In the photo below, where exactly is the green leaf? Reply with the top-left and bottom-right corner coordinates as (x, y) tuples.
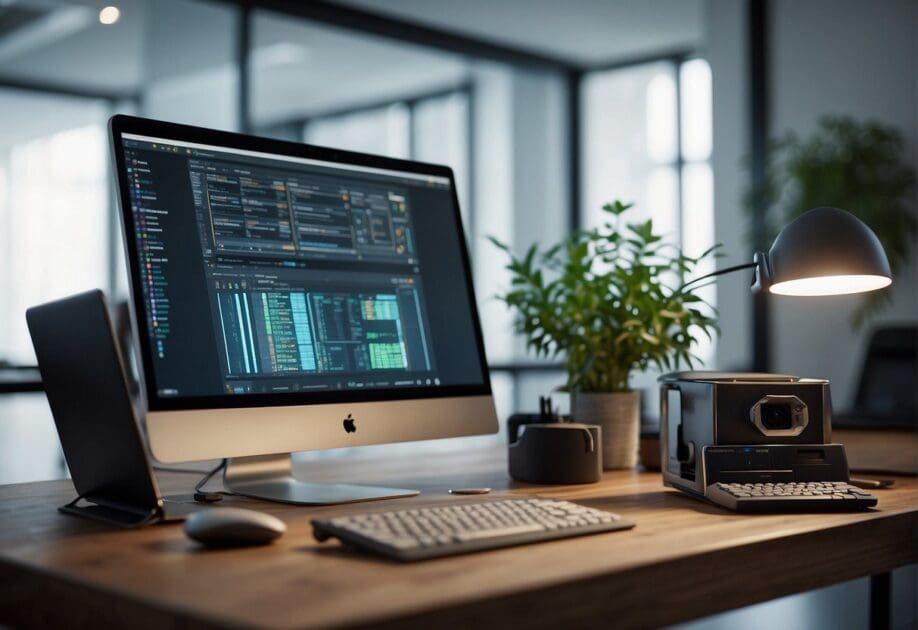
(486, 235), (510, 252)
(488, 199), (725, 393)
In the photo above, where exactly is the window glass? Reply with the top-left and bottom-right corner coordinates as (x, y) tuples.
(582, 62), (680, 244)
(141, 0), (240, 131)
(305, 104), (411, 158)
(680, 59), (713, 162)
(0, 92), (109, 364)
(414, 92), (470, 224)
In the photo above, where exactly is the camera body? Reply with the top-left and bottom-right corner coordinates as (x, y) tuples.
(660, 372), (837, 499)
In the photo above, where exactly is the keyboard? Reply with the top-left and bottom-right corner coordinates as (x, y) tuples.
(706, 481), (878, 513)
(312, 497), (635, 561)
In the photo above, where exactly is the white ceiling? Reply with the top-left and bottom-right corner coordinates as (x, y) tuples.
(0, 0), (704, 123)
(0, 0), (145, 93)
(331, 0), (705, 65)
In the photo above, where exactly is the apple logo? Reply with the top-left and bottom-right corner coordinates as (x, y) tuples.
(342, 413), (357, 433)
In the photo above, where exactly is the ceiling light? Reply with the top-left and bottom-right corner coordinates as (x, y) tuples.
(99, 6), (120, 25)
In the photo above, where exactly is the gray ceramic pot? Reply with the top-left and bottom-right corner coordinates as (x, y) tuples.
(571, 391), (640, 469)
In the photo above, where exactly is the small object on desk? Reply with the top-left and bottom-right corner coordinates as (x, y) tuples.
(639, 427), (661, 471)
(507, 395), (602, 484)
(508, 421), (602, 484)
(184, 508), (286, 547)
(449, 488), (491, 495)
(312, 497), (634, 561)
(505, 395), (565, 441)
(850, 477), (895, 490)
(705, 482), (877, 513)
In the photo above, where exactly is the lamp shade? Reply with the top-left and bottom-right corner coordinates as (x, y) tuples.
(765, 207), (892, 296)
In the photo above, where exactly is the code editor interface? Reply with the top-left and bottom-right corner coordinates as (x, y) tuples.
(121, 134), (484, 399)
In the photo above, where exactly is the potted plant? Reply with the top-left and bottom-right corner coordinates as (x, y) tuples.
(490, 201), (719, 469)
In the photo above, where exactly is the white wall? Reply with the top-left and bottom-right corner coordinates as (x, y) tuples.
(769, 0), (918, 408)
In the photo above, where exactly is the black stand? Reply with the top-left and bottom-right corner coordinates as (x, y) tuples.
(59, 496), (160, 528)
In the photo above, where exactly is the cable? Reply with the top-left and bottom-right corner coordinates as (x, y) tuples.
(678, 261), (758, 292)
(151, 464), (214, 475)
(193, 459), (228, 503)
(152, 460), (230, 502)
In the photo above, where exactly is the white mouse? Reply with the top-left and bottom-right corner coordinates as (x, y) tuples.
(184, 507), (286, 547)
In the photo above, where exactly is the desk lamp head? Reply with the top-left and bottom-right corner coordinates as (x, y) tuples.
(751, 207), (892, 296)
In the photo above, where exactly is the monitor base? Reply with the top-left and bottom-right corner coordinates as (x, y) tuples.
(223, 454), (420, 505)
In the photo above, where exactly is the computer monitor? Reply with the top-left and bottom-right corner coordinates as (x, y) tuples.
(109, 115), (498, 505)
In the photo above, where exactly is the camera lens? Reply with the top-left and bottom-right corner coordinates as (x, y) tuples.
(760, 403), (793, 430)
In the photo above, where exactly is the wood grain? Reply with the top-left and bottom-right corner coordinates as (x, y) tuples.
(0, 446), (915, 629)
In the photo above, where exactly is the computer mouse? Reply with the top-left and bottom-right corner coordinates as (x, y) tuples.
(183, 507), (286, 547)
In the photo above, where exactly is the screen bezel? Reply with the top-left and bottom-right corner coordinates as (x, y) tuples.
(109, 114), (492, 412)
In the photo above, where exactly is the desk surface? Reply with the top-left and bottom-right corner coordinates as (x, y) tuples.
(0, 446), (916, 629)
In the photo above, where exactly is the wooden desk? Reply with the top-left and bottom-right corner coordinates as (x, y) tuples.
(0, 447), (915, 629)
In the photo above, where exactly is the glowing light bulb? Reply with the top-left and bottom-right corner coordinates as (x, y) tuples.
(99, 6), (120, 25)
(769, 274), (892, 296)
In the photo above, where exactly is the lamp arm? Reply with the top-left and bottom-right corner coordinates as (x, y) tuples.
(678, 261), (759, 293)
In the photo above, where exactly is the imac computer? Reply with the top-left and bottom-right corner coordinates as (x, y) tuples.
(109, 115), (498, 505)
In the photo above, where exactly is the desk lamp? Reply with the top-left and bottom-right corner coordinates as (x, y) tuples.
(683, 207), (893, 295)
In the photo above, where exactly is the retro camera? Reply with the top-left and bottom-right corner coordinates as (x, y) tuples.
(659, 372), (842, 500)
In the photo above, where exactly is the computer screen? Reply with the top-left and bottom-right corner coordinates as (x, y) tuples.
(114, 124), (488, 411)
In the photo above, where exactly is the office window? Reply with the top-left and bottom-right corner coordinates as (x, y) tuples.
(583, 62), (679, 238)
(413, 91), (471, 223)
(582, 58), (715, 374)
(302, 92), (472, 221)
(305, 104), (411, 159)
(299, 92), (472, 229)
(0, 93), (110, 365)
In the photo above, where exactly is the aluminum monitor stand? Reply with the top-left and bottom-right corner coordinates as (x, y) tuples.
(223, 454), (419, 505)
